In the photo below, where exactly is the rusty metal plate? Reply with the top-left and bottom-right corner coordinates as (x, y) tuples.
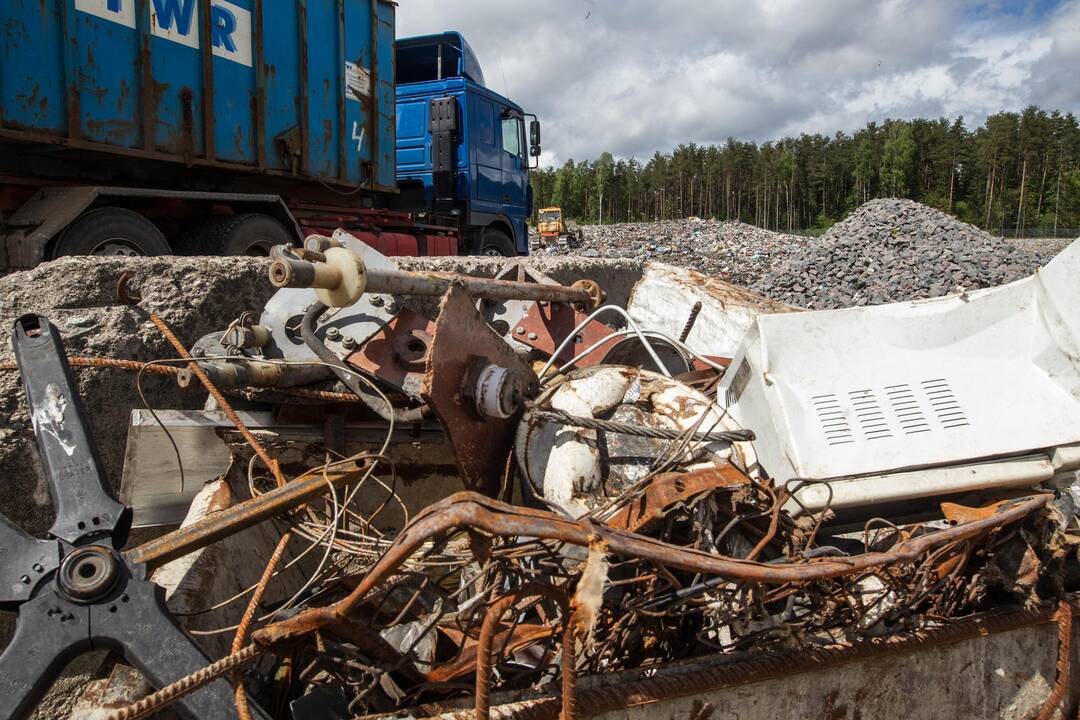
(425, 623), (553, 683)
(514, 301), (619, 366)
(422, 285), (538, 494)
(346, 309), (436, 399)
(606, 465), (751, 533)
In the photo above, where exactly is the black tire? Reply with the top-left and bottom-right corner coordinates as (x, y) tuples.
(180, 213), (294, 256)
(480, 227), (516, 257)
(52, 207), (170, 258)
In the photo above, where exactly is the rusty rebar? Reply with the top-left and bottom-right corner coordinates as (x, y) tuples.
(476, 585), (575, 720)
(678, 301), (703, 343)
(0, 356), (179, 375)
(431, 602), (1069, 720)
(252, 491), (1051, 647)
(117, 273), (285, 486)
(146, 311), (285, 486)
(234, 531), (293, 720)
(1037, 600), (1073, 720)
(104, 644), (261, 720)
(0, 357), (364, 405)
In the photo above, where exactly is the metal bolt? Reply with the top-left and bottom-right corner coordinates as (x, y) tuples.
(342, 336), (357, 351)
(32, 563), (43, 573)
(325, 327), (342, 342)
(370, 296), (385, 307)
(20, 575), (29, 585)
(515, 327), (526, 335)
(527, 332), (538, 341)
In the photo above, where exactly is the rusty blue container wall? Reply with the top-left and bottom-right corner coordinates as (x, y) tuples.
(0, 0), (396, 192)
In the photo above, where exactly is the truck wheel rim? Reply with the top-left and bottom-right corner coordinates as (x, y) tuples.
(91, 238), (143, 257)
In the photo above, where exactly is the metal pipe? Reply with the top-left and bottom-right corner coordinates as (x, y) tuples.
(268, 256), (341, 290)
(268, 253), (601, 307)
(124, 460), (372, 571)
(364, 268), (598, 306)
(176, 360), (284, 391)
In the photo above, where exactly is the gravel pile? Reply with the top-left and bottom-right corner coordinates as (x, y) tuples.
(537, 219), (808, 287)
(752, 199), (1046, 309)
(1013, 236), (1075, 259)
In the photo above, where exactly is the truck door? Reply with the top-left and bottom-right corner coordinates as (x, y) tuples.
(469, 95), (503, 215)
(500, 111), (528, 248)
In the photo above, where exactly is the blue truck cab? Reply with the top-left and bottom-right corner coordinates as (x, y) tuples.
(394, 32), (541, 255)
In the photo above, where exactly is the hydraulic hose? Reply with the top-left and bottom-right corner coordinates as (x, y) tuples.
(301, 301), (428, 424)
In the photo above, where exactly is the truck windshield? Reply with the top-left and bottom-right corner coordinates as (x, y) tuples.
(540, 211), (560, 222)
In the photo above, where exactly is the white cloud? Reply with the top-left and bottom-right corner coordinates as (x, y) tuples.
(396, 0), (1080, 166)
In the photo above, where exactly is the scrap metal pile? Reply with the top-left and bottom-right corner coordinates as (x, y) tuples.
(4, 230), (1080, 720)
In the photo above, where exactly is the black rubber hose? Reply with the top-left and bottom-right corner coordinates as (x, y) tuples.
(301, 301), (428, 424)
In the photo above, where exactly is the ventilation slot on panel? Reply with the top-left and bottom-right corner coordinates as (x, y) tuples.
(921, 379), (970, 430)
(725, 359), (752, 408)
(885, 383), (931, 435)
(812, 393), (854, 446)
(848, 389), (893, 440)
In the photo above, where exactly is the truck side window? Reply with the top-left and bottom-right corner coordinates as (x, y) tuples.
(477, 99), (496, 147)
(501, 116), (522, 160)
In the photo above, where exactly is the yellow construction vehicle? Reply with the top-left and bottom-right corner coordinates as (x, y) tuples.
(536, 207), (572, 247)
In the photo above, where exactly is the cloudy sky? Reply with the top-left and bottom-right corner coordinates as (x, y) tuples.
(397, 1), (1080, 167)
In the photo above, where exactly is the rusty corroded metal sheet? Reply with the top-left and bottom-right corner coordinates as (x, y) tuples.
(605, 465), (751, 534)
(346, 309), (436, 398)
(514, 301), (620, 366)
(422, 285), (538, 494)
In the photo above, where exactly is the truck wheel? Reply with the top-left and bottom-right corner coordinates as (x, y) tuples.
(181, 214), (294, 256)
(52, 208), (170, 258)
(480, 228), (516, 257)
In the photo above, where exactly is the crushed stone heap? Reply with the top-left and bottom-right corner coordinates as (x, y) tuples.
(752, 198), (1044, 309)
(538, 219), (808, 287)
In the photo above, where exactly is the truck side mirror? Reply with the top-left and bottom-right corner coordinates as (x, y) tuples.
(529, 145), (542, 157)
(530, 120), (541, 147)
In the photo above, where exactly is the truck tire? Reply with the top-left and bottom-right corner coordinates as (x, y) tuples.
(52, 208), (170, 258)
(480, 228), (516, 257)
(181, 213), (294, 256)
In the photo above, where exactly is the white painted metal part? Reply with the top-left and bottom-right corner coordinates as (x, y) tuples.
(259, 229), (398, 363)
(627, 261), (798, 359)
(787, 456), (1056, 513)
(720, 239), (1080, 484)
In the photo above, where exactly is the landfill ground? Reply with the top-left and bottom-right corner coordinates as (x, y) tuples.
(1, 204), (1079, 720)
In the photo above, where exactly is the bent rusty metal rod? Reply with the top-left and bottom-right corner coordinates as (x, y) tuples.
(118, 271), (285, 486)
(234, 531), (293, 720)
(252, 491), (1051, 646)
(1036, 599), (1073, 720)
(476, 585), (575, 720)
(124, 461), (372, 571)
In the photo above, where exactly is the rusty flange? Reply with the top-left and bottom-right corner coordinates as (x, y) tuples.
(571, 279), (604, 310)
